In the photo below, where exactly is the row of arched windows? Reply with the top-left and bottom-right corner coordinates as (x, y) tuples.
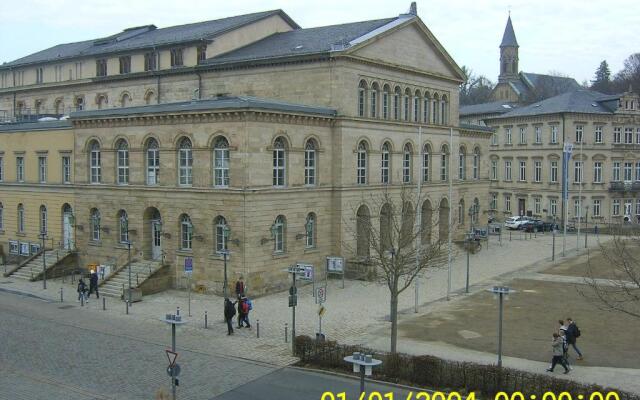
(0, 203), (48, 235)
(20, 90), (157, 117)
(355, 141), (482, 184)
(357, 80), (449, 125)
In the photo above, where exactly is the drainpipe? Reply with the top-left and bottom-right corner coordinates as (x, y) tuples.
(197, 71), (202, 100)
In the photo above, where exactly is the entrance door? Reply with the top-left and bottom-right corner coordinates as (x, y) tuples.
(151, 220), (162, 260)
(518, 199), (526, 216)
(63, 208), (74, 249)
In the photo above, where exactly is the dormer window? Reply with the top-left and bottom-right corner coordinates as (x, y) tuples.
(144, 52), (157, 71)
(197, 45), (207, 65)
(119, 56), (131, 74)
(36, 67), (44, 84)
(170, 49), (183, 67)
(96, 59), (107, 77)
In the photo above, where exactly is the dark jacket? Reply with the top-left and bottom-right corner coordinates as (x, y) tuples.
(235, 280), (244, 297)
(224, 299), (236, 320)
(89, 273), (98, 287)
(237, 298), (245, 316)
(566, 323), (579, 344)
(77, 279), (87, 293)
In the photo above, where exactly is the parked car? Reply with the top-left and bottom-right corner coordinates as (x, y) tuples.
(520, 219), (544, 232)
(504, 216), (529, 230)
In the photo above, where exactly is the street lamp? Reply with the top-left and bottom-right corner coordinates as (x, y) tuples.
(465, 232), (473, 293)
(584, 205), (590, 248)
(39, 231), (47, 289)
(488, 285), (514, 368)
(344, 352), (382, 395)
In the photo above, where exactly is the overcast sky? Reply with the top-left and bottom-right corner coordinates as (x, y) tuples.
(1, 0), (637, 84)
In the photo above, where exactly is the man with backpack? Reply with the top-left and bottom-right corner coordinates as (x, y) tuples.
(224, 298), (236, 335)
(565, 318), (583, 360)
(240, 296), (252, 328)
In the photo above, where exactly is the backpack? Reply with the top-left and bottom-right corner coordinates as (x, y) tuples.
(575, 326), (581, 338)
(241, 301), (249, 313)
(247, 299), (253, 311)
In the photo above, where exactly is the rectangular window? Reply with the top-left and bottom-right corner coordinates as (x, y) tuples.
(534, 198), (541, 214)
(144, 52), (157, 71)
(403, 96), (409, 121)
(504, 160), (512, 181)
(592, 199), (601, 217)
(16, 156), (24, 182)
(613, 199), (620, 216)
(197, 45), (207, 65)
(440, 153), (448, 181)
(358, 88), (365, 117)
(594, 126), (603, 143)
(62, 156), (71, 183)
(423, 99), (429, 123)
(551, 161), (558, 183)
(304, 147), (315, 186)
(575, 125), (583, 143)
(117, 148), (129, 184)
(534, 161), (542, 182)
(624, 127), (633, 144)
(614, 127), (621, 143)
(594, 161), (602, 183)
(36, 67), (43, 84)
(534, 126), (542, 143)
(0, 156), (3, 181)
(574, 199), (581, 218)
(422, 152), (429, 182)
(574, 161), (583, 183)
(119, 56), (131, 74)
(624, 162), (633, 181)
(505, 196), (511, 212)
(170, 48), (184, 67)
(38, 156), (47, 183)
(491, 133), (498, 145)
(75, 62), (83, 79)
(491, 160), (498, 180)
(550, 199), (557, 216)
(491, 193), (497, 210)
(636, 162), (640, 181)
(613, 162), (621, 181)
(505, 127), (512, 144)
(381, 151), (389, 184)
(96, 59), (107, 77)
(550, 125), (558, 144)
(403, 151), (411, 183)
(636, 128), (640, 144)
(519, 160), (526, 181)
(413, 97), (419, 123)
(519, 127), (526, 144)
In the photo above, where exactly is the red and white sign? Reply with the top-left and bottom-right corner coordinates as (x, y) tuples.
(166, 350), (178, 367)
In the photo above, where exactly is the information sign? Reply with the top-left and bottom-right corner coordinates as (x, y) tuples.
(184, 257), (193, 275)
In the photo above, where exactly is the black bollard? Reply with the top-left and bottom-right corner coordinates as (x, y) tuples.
(102, 297), (106, 310)
(204, 311), (208, 329)
(285, 323), (288, 343)
(60, 287), (63, 302)
(257, 319), (260, 338)
(126, 301), (129, 315)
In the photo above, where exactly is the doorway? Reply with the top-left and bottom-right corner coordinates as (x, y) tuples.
(62, 204), (74, 250)
(518, 198), (526, 216)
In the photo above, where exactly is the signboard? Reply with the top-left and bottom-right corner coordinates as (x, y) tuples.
(165, 350), (178, 367)
(19, 242), (29, 256)
(166, 363), (181, 377)
(326, 256), (344, 273)
(288, 294), (297, 307)
(296, 263), (313, 281)
(316, 286), (327, 304)
(184, 257), (193, 275)
(9, 240), (18, 255)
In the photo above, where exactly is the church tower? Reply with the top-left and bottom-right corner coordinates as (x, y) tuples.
(498, 15), (519, 83)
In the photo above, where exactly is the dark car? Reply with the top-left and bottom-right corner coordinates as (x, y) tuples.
(520, 219), (544, 232)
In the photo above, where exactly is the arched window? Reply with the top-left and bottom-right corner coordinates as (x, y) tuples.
(90, 208), (101, 241)
(54, 99), (64, 115)
(146, 138), (159, 185)
(356, 205), (370, 257)
(272, 137), (286, 187)
(357, 141), (368, 185)
(215, 215), (228, 253)
(423, 93), (430, 123)
(413, 90), (421, 123)
(144, 90), (155, 105)
(438, 199), (449, 243)
(382, 85), (391, 120)
(403, 143), (412, 183)
(304, 139), (317, 186)
(0, 202), (3, 230)
(473, 147), (480, 180)
(458, 146), (466, 181)
(370, 83), (379, 118)
(305, 212), (316, 248)
(403, 88), (411, 121)
(116, 139), (129, 185)
(119, 209), (129, 243)
(16, 204), (24, 233)
(473, 198), (480, 225)
(432, 94), (440, 124)
(120, 93), (131, 107)
(400, 201), (414, 247)
(89, 140), (101, 183)
(440, 144), (449, 181)
(422, 144), (431, 182)
(97, 95), (107, 109)
(380, 203), (392, 251)
(381, 142), (391, 184)
(39, 205), (47, 235)
(273, 215), (286, 253)
(178, 137), (193, 186)
(358, 80), (367, 117)
(441, 95), (448, 124)
(213, 137), (230, 187)
(180, 214), (193, 250)
(393, 87), (401, 120)
(458, 199), (465, 225)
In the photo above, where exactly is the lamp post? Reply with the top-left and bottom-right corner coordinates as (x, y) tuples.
(465, 232), (472, 293)
(40, 232), (47, 289)
(221, 225), (231, 298)
(584, 205), (589, 248)
(488, 286), (514, 367)
(552, 216), (557, 261)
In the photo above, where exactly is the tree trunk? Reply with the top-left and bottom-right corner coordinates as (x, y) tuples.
(390, 292), (399, 353)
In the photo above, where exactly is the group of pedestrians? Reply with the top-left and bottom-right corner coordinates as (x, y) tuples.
(77, 270), (100, 302)
(224, 276), (253, 335)
(547, 318), (583, 374)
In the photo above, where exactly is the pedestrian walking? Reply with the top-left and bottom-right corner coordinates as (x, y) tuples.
(88, 270), (100, 299)
(235, 276), (245, 299)
(240, 296), (252, 328)
(546, 332), (570, 374)
(237, 297), (245, 328)
(77, 278), (88, 302)
(566, 318), (584, 360)
(224, 298), (236, 335)
(558, 329), (572, 370)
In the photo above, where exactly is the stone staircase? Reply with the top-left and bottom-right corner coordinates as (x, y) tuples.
(99, 260), (163, 298)
(9, 249), (72, 281)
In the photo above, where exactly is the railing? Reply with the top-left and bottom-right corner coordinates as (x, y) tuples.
(100, 250), (135, 286)
(609, 181), (640, 192)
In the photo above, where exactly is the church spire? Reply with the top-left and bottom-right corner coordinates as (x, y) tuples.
(500, 15), (518, 48)
(498, 15), (519, 83)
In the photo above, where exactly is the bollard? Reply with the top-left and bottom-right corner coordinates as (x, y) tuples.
(509, 231), (512, 241)
(285, 323), (288, 343)
(126, 301), (129, 315)
(204, 311), (208, 329)
(257, 319), (260, 338)
(176, 306), (180, 316)
(102, 297), (106, 311)
(60, 287), (63, 303)
(80, 294), (84, 307)
(136, 273), (139, 286)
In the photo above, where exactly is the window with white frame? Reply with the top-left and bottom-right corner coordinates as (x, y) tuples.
(17, 204), (24, 233)
(594, 161), (602, 183)
(393, 89), (400, 120)
(614, 127), (621, 143)
(636, 199), (640, 215)
(490, 193), (497, 210)
(89, 141), (101, 183)
(413, 96), (419, 123)
(458, 147), (466, 180)
(550, 125), (558, 144)
(39, 205), (47, 235)
(214, 137), (230, 187)
(624, 162), (633, 181)
(370, 86), (378, 118)
(534, 161), (542, 182)
(505, 196), (511, 212)
(624, 127), (633, 144)
(575, 125), (584, 143)
(491, 132), (498, 145)
(273, 215), (285, 253)
(116, 140), (129, 185)
(90, 208), (100, 241)
(358, 81), (366, 117)
(38, 156), (47, 183)
(550, 199), (557, 216)
(505, 127), (512, 144)
(178, 138), (193, 186)
(574, 161), (583, 183)
(272, 137), (287, 187)
(592, 199), (600, 217)
(491, 159), (498, 180)
(574, 199), (581, 219)
(519, 127), (527, 144)
(215, 215), (228, 253)
(534, 198), (541, 214)
(636, 127), (640, 144)
(62, 156), (71, 183)
(473, 148), (480, 180)
(613, 199), (620, 215)
(613, 162), (621, 181)
(119, 210), (129, 244)
(403, 144), (412, 183)
(146, 138), (159, 185)
(16, 156), (24, 182)
(535, 126), (542, 144)
(504, 160), (512, 181)
(550, 161), (558, 183)
(422, 144), (430, 182)
(0, 202), (3, 230)
(382, 87), (389, 119)
(0, 156), (3, 181)
(403, 94), (409, 121)
(636, 162), (640, 181)
(357, 141), (367, 185)
(594, 126), (603, 143)
(519, 160), (526, 181)
(381, 142), (390, 184)
(305, 213), (316, 248)
(304, 139), (316, 186)
(180, 214), (193, 250)
(440, 146), (449, 181)
(423, 97), (429, 123)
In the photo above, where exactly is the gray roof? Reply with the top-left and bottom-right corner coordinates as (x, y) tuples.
(205, 18), (397, 65)
(70, 96), (336, 119)
(520, 72), (580, 92)
(2, 10), (298, 68)
(459, 123), (495, 133)
(489, 89), (617, 119)
(500, 16), (518, 47)
(460, 100), (519, 116)
(0, 120), (72, 132)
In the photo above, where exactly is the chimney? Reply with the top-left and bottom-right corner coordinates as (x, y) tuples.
(409, 2), (417, 16)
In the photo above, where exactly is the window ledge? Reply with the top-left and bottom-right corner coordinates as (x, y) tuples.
(532, 142), (542, 146)
(16, 232), (26, 237)
(504, 144), (513, 147)
(594, 142), (605, 145)
(272, 251), (287, 259)
(532, 181), (543, 184)
(88, 241), (102, 247)
(548, 182), (559, 185)
(304, 247), (318, 254)
(114, 244), (130, 250)
(175, 249), (193, 255)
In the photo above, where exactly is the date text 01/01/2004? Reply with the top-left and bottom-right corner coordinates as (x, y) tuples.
(320, 391), (621, 400)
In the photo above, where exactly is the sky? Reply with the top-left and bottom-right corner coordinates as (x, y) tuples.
(1, 0), (638, 84)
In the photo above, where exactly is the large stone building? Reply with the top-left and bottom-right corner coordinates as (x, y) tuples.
(0, 6), (490, 295)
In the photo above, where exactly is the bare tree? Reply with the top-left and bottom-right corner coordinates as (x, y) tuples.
(581, 226), (640, 319)
(344, 187), (449, 353)
(459, 66), (495, 105)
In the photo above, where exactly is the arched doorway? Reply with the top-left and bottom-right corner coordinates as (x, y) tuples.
(143, 207), (162, 260)
(62, 203), (74, 249)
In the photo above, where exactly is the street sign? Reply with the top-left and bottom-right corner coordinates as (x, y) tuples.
(166, 349), (178, 367)
(326, 256), (344, 273)
(318, 305), (326, 317)
(288, 294), (297, 307)
(167, 363), (181, 377)
(289, 285), (297, 295)
(296, 263), (313, 281)
(184, 257), (193, 274)
(316, 286), (326, 303)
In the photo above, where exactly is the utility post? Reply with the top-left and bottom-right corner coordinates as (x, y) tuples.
(465, 233), (472, 293)
(163, 310), (186, 400)
(289, 266), (298, 354)
(40, 232), (47, 289)
(127, 238), (132, 305)
(489, 286), (514, 368)
(584, 205), (589, 248)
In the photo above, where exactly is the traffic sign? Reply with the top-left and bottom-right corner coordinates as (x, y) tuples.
(288, 294), (297, 307)
(318, 305), (326, 317)
(166, 349), (178, 367)
(316, 286), (326, 303)
(167, 363), (181, 377)
(184, 257), (193, 274)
